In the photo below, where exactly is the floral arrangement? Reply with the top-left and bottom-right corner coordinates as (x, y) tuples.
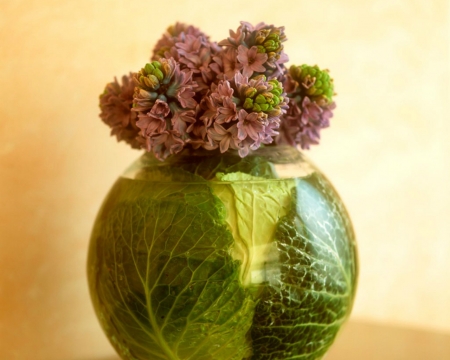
(99, 21), (335, 160)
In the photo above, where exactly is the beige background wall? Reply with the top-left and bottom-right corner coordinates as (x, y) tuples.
(0, 0), (449, 359)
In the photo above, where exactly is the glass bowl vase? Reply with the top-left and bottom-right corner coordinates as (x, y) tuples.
(87, 145), (358, 360)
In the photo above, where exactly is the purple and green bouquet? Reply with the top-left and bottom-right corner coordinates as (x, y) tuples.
(99, 21), (335, 160)
(90, 21), (358, 360)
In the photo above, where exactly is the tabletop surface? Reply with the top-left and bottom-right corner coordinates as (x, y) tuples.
(326, 321), (450, 360)
(80, 320), (450, 360)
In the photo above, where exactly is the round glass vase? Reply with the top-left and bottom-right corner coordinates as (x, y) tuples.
(87, 145), (358, 360)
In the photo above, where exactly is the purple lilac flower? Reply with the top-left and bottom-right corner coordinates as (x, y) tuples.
(172, 107), (197, 135)
(198, 80), (238, 129)
(277, 65), (336, 149)
(216, 97), (237, 124)
(207, 123), (239, 153)
(237, 46), (268, 78)
(100, 21), (337, 159)
(147, 130), (185, 160)
(135, 99), (170, 137)
(234, 72), (287, 121)
(211, 80), (238, 124)
(279, 96), (335, 149)
(218, 21), (288, 81)
(152, 23), (210, 60)
(132, 58), (199, 159)
(199, 96), (218, 127)
(210, 48), (243, 80)
(236, 109), (264, 141)
(171, 67), (197, 109)
(99, 74), (141, 149)
(153, 23), (220, 95)
(174, 35), (217, 92)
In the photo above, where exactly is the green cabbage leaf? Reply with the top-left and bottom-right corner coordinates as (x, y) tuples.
(211, 172), (295, 286)
(249, 175), (358, 359)
(90, 168), (255, 360)
(89, 163), (357, 360)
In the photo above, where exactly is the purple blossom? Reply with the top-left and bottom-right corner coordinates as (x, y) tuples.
(218, 26), (246, 48)
(172, 67), (197, 109)
(172, 108), (197, 135)
(210, 48), (243, 80)
(176, 34), (203, 54)
(278, 96), (335, 149)
(237, 46), (267, 78)
(99, 74), (141, 149)
(187, 118), (208, 140)
(152, 23), (210, 60)
(135, 99), (170, 137)
(301, 97), (323, 126)
(217, 97), (237, 124)
(236, 109), (264, 141)
(199, 96), (218, 127)
(148, 130), (185, 160)
(237, 137), (261, 158)
(176, 34), (216, 88)
(234, 72), (287, 121)
(100, 21), (337, 159)
(219, 22), (288, 81)
(207, 123), (239, 153)
(218, 21), (266, 48)
(154, 25), (219, 95)
(199, 80), (239, 127)
(261, 120), (280, 143)
(214, 80), (234, 99)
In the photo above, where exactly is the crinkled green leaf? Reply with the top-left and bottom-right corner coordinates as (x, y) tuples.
(89, 157), (357, 360)
(249, 173), (358, 359)
(211, 172), (295, 286)
(88, 167), (256, 360)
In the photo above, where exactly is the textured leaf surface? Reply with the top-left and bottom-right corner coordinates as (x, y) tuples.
(89, 169), (255, 360)
(88, 157), (358, 360)
(249, 173), (358, 359)
(211, 172), (295, 286)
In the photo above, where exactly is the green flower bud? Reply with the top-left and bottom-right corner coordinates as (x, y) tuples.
(266, 33), (279, 42)
(252, 74), (267, 82)
(255, 30), (283, 55)
(252, 103), (262, 112)
(142, 74), (160, 90)
(255, 94), (267, 104)
(259, 103), (269, 111)
(243, 98), (254, 109)
(239, 74), (286, 117)
(245, 87), (258, 98)
(273, 88), (282, 96)
(153, 68), (164, 82)
(144, 63), (155, 73)
(263, 40), (277, 52)
(268, 107), (282, 117)
(255, 32), (267, 45)
(151, 61), (162, 70)
(142, 62), (165, 83)
(256, 45), (266, 53)
(289, 64), (335, 102)
(138, 89), (158, 101)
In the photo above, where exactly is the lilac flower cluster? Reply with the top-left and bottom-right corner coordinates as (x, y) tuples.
(99, 21), (336, 159)
(279, 64), (336, 149)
